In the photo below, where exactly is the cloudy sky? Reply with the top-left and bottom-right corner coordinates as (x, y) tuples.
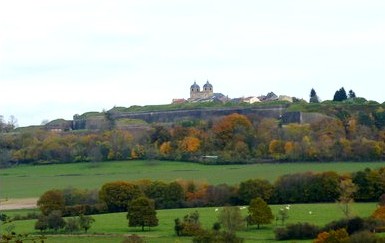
(1, 1), (384, 127)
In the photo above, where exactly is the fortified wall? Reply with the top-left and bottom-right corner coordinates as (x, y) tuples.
(72, 105), (292, 130)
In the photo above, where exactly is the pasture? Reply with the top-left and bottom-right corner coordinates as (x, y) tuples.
(1, 160), (384, 199)
(1, 203), (378, 242)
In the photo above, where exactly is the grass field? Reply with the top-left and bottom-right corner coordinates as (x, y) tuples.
(1, 203), (378, 242)
(1, 160), (384, 199)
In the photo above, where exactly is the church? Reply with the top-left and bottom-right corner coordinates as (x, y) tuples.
(190, 81), (213, 100)
(188, 81), (228, 103)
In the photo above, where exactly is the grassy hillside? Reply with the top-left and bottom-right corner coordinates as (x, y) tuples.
(1, 160), (384, 199)
(2, 203), (378, 242)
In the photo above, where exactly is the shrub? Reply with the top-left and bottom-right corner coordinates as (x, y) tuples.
(349, 231), (378, 243)
(314, 228), (349, 243)
(63, 203), (108, 216)
(274, 222), (319, 240)
(193, 230), (244, 243)
(379, 193), (385, 206)
(322, 217), (365, 235)
(122, 234), (145, 243)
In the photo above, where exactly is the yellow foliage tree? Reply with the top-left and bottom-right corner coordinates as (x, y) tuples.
(372, 206), (385, 220)
(159, 141), (172, 155)
(314, 228), (349, 243)
(180, 137), (201, 153)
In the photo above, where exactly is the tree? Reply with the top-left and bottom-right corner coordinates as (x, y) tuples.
(174, 211), (203, 236)
(99, 181), (142, 212)
(333, 87), (348, 101)
(338, 179), (357, 218)
(247, 197), (274, 229)
(127, 197), (158, 231)
(348, 89), (356, 99)
(314, 228), (349, 243)
(179, 136), (201, 153)
(65, 217), (80, 232)
(35, 215), (48, 232)
(212, 113), (253, 150)
(218, 206), (245, 233)
(79, 214), (95, 233)
(37, 189), (65, 216)
(47, 210), (66, 231)
(276, 206), (289, 226)
(372, 206), (385, 221)
(309, 88), (320, 103)
(238, 179), (274, 204)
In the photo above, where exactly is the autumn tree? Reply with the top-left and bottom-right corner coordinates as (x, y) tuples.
(218, 206), (245, 233)
(174, 211), (202, 236)
(314, 228), (349, 243)
(99, 181), (142, 212)
(37, 189), (65, 216)
(151, 125), (171, 146)
(247, 197), (273, 229)
(212, 113), (253, 150)
(179, 136), (201, 154)
(127, 197), (158, 231)
(372, 206), (385, 221)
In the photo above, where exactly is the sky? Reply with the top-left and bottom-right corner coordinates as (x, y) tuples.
(1, 1), (384, 127)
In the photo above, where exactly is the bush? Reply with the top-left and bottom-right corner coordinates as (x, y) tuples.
(63, 203), (108, 216)
(323, 217), (365, 235)
(274, 222), (320, 240)
(349, 231), (378, 243)
(193, 230), (244, 243)
(121, 234), (145, 243)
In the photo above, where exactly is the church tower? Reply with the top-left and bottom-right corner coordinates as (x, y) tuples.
(190, 81), (201, 99)
(202, 80), (213, 98)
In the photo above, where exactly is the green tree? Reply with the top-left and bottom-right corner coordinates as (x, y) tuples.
(348, 89), (356, 99)
(47, 210), (66, 231)
(333, 87), (348, 101)
(37, 189), (65, 216)
(79, 214), (95, 233)
(247, 197), (273, 229)
(65, 217), (80, 232)
(127, 197), (158, 231)
(35, 215), (48, 232)
(309, 88), (320, 103)
(99, 181), (142, 212)
(238, 179), (274, 204)
(218, 206), (245, 233)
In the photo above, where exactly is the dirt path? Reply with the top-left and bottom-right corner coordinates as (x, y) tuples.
(0, 198), (38, 210)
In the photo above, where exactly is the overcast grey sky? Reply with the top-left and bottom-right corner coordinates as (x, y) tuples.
(1, 0), (384, 126)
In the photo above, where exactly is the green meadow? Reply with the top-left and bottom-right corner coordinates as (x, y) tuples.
(1, 203), (378, 242)
(1, 160), (384, 199)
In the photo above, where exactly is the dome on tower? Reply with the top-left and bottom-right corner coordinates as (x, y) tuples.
(190, 81), (200, 91)
(203, 81), (213, 91)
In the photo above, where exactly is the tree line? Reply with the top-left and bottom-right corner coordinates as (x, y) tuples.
(35, 167), (385, 220)
(2, 104), (385, 166)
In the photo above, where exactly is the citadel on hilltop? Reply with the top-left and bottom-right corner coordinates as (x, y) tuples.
(172, 80), (292, 104)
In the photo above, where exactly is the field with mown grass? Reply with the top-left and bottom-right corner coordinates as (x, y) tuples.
(1, 160), (384, 199)
(0, 203), (379, 242)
